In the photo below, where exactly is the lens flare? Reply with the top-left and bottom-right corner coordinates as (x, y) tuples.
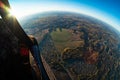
(0, 1), (15, 17)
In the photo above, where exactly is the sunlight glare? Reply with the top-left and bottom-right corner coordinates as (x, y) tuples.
(9, 9), (15, 16)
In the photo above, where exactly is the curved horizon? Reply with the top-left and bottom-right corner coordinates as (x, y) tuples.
(9, 0), (120, 32)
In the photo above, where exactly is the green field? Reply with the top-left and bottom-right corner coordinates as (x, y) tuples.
(51, 28), (71, 42)
(50, 28), (83, 52)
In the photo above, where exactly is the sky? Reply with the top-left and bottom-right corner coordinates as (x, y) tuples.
(9, 0), (120, 32)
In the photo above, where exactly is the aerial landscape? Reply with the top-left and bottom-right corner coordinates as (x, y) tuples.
(20, 12), (120, 80)
(0, 0), (120, 80)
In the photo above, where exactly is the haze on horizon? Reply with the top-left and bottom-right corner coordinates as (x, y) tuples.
(9, 0), (120, 32)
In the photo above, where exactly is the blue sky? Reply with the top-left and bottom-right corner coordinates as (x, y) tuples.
(9, 0), (120, 32)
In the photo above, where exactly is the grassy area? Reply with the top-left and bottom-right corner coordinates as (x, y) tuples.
(54, 41), (84, 52)
(50, 28), (83, 52)
(51, 28), (71, 42)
